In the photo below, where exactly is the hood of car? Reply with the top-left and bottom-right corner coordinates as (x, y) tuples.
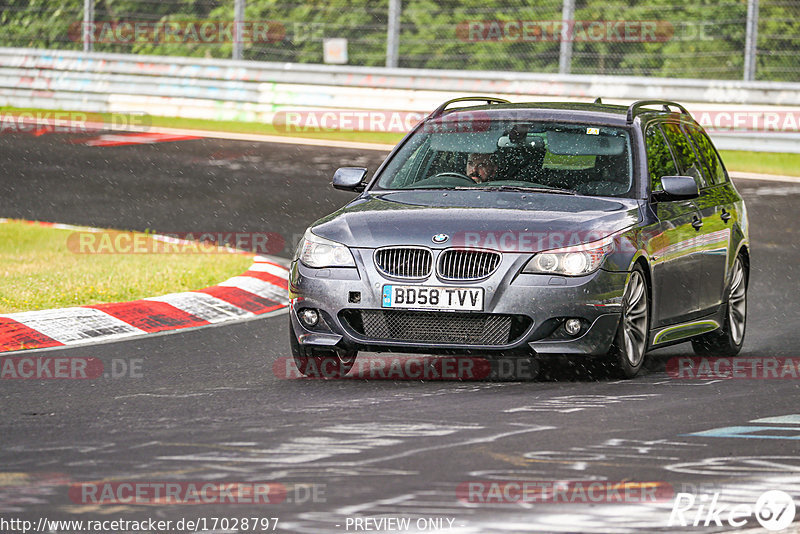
(310, 190), (641, 252)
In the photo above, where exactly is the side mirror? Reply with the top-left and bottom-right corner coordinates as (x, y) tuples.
(332, 167), (368, 192)
(653, 175), (699, 201)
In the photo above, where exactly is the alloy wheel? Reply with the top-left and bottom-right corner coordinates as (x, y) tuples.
(622, 270), (649, 366)
(728, 257), (747, 345)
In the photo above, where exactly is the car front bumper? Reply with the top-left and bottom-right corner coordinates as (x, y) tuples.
(288, 250), (628, 357)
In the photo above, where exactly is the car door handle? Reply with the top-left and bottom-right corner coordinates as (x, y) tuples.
(691, 216), (704, 231)
(721, 209), (732, 223)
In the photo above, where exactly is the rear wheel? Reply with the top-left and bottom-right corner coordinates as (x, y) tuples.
(289, 322), (357, 378)
(609, 265), (650, 378)
(692, 255), (747, 357)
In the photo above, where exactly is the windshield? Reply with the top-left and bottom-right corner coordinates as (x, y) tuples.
(372, 119), (633, 197)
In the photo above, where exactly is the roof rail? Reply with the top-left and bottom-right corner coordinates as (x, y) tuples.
(429, 96), (510, 118)
(626, 100), (689, 124)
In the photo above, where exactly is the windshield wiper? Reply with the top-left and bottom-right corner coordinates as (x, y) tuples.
(466, 185), (578, 195)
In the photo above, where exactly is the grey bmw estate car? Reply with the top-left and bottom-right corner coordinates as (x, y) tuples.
(288, 97), (749, 378)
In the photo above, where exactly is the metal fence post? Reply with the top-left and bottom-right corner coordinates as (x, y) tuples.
(386, 0), (401, 68)
(83, 0), (94, 53)
(558, 0), (575, 75)
(233, 0), (245, 60)
(744, 0), (759, 81)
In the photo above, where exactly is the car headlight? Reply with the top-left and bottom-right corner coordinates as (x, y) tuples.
(523, 235), (614, 276)
(296, 229), (355, 268)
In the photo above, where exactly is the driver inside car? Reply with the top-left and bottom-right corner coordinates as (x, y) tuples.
(465, 152), (498, 183)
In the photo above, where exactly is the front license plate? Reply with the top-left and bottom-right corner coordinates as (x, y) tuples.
(382, 285), (483, 311)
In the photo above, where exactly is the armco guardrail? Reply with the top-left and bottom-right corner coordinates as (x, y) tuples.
(2, 47), (800, 152)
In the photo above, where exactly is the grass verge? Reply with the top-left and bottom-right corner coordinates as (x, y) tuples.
(0, 221), (253, 314)
(718, 150), (800, 177)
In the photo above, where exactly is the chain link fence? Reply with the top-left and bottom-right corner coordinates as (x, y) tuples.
(2, 0), (799, 81)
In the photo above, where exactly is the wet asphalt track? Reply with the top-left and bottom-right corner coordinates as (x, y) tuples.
(1, 131), (799, 533)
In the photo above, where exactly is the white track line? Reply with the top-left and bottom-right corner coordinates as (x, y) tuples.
(151, 126), (396, 152)
(37, 117), (396, 152)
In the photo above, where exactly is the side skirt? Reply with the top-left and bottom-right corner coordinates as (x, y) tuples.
(648, 306), (726, 349)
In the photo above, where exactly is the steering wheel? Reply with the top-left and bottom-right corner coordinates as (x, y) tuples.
(432, 172), (475, 183)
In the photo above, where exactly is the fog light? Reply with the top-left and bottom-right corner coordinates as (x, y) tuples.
(564, 318), (582, 336)
(300, 308), (319, 327)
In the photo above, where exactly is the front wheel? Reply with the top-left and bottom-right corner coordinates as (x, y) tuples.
(289, 322), (357, 378)
(692, 255), (747, 357)
(608, 265), (650, 379)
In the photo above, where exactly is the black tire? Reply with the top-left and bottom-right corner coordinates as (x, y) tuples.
(608, 265), (650, 379)
(289, 321), (357, 378)
(692, 255), (747, 357)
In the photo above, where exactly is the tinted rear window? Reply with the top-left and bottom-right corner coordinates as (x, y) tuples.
(660, 123), (708, 189)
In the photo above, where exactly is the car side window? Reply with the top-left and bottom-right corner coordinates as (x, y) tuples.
(645, 125), (677, 192)
(661, 123), (708, 189)
(684, 125), (728, 186)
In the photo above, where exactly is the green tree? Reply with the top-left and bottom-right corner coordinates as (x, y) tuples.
(1, 0), (83, 49)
